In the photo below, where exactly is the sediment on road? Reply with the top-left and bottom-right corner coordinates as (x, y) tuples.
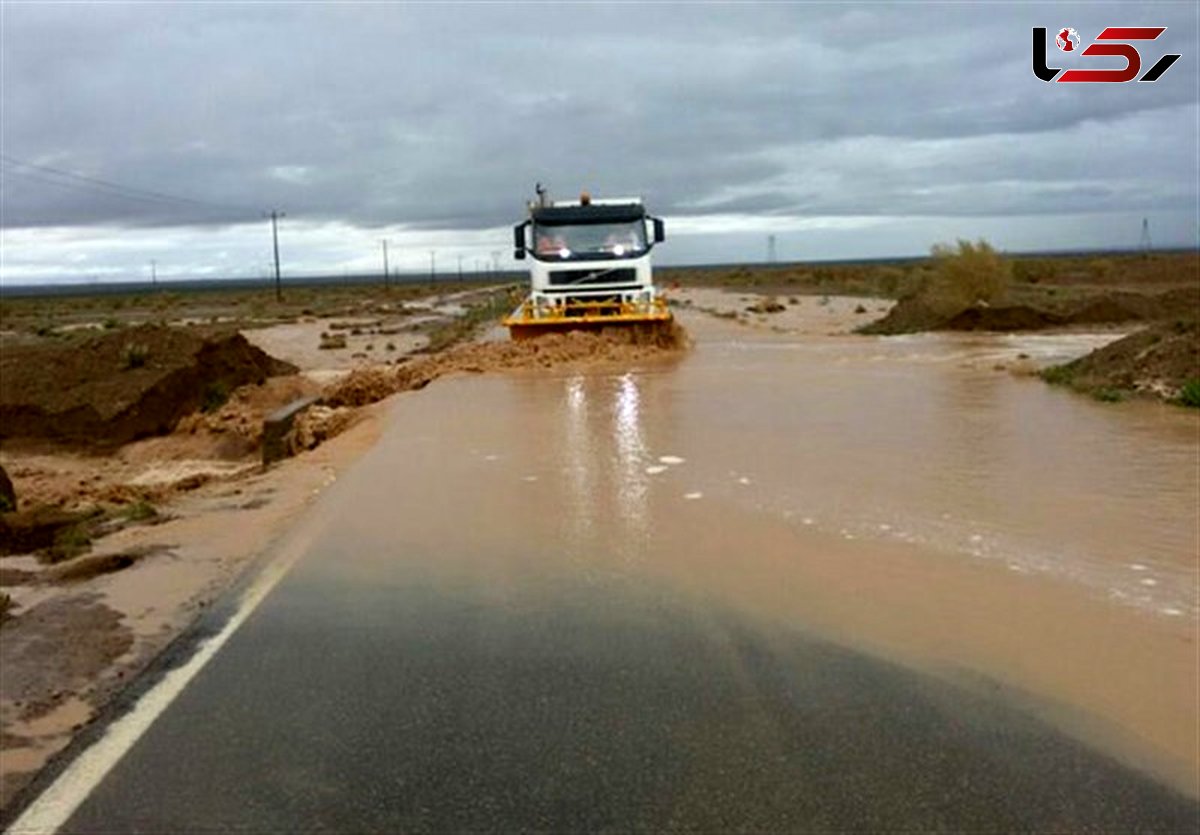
(324, 322), (690, 408)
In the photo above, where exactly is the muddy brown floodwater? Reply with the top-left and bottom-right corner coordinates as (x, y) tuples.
(368, 308), (1198, 795)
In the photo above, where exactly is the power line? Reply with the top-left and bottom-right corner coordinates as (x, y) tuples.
(0, 153), (254, 215)
(0, 164), (204, 209)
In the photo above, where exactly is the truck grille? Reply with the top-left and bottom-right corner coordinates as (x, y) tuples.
(547, 268), (637, 287)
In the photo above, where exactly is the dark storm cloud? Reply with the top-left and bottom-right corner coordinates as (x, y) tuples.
(1, 2), (1196, 231)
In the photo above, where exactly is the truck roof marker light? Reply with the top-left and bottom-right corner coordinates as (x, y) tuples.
(580, 191), (591, 205)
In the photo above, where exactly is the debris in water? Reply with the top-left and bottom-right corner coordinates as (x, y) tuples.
(683, 492), (702, 500)
(659, 456), (685, 465)
(645, 466), (667, 475)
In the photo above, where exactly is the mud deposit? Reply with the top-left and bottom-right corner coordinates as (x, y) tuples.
(862, 286), (1197, 335)
(325, 323), (689, 408)
(1044, 318), (1200, 400)
(0, 594), (132, 716)
(0, 324), (296, 446)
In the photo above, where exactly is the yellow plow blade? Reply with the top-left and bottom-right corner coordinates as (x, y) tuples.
(503, 298), (673, 342)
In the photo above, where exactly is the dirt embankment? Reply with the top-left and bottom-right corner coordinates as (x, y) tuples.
(0, 324), (296, 447)
(1041, 319), (1200, 403)
(860, 287), (1198, 336)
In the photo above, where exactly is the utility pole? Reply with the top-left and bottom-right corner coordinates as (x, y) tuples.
(1139, 217), (1152, 255)
(382, 240), (390, 288)
(457, 254), (463, 282)
(150, 259), (157, 288)
(429, 251), (436, 283)
(767, 234), (777, 264)
(265, 209), (285, 301)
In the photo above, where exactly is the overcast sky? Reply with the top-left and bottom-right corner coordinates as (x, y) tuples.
(1, 2), (1197, 284)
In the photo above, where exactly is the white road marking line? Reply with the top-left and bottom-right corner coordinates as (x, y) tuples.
(8, 543), (305, 835)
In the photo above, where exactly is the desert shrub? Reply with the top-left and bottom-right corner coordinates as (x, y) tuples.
(875, 266), (906, 298)
(42, 524), (92, 563)
(1012, 258), (1060, 284)
(1092, 387), (1127, 403)
(122, 500), (158, 522)
(919, 239), (1012, 315)
(102, 317), (121, 330)
(1089, 258), (1116, 281)
(1179, 379), (1200, 408)
(122, 342), (150, 369)
(1039, 364), (1076, 386)
(201, 380), (230, 413)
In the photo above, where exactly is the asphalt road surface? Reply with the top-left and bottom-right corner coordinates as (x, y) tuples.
(53, 371), (1200, 833)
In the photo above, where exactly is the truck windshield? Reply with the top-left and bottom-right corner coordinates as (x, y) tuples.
(533, 221), (647, 260)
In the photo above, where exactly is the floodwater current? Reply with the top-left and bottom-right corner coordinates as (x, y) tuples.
(359, 310), (1198, 795)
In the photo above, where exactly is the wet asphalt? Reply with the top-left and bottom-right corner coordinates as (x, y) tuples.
(60, 564), (1198, 833)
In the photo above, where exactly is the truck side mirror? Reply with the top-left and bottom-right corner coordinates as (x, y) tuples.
(513, 222), (527, 260)
(652, 217), (665, 243)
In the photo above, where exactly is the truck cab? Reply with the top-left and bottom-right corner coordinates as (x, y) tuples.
(512, 194), (666, 314)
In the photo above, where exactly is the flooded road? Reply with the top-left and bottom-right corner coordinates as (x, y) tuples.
(52, 309), (1199, 831)
(368, 312), (1199, 787)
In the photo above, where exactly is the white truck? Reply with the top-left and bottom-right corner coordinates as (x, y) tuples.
(504, 188), (672, 340)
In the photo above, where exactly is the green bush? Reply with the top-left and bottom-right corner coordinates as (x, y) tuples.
(1039, 364), (1075, 386)
(201, 381), (230, 413)
(122, 500), (158, 522)
(920, 239), (1012, 315)
(43, 524), (92, 563)
(1091, 387), (1127, 403)
(1179, 379), (1200, 408)
(122, 342), (150, 369)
